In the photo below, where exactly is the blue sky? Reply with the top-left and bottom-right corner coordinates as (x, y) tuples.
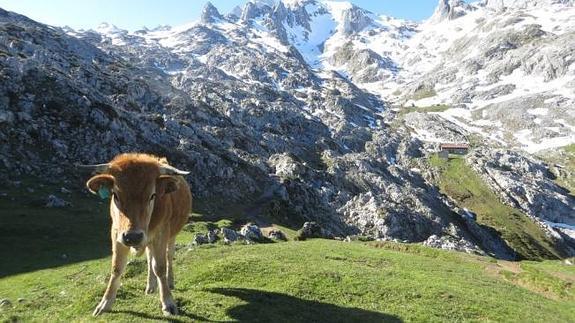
(0, 0), (447, 31)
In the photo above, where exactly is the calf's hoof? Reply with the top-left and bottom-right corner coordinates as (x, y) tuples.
(145, 285), (157, 294)
(93, 299), (113, 316)
(162, 301), (178, 316)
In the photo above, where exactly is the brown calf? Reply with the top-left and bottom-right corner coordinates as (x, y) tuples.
(83, 153), (192, 316)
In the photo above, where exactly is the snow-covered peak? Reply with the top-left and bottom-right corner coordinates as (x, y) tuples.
(322, 1), (353, 12)
(227, 5), (243, 19)
(150, 25), (172, 32)
(429, 0), (475, 23)
(61, 25), (75, 33)
(200, 1), (223, 24)
(94, 22), (126, 35)
(326, 1), (375, 34)
(248, 0), (276, 10)
(241, 0), (274, 22)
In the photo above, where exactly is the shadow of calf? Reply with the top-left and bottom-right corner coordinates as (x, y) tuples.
(208, 288), (402, 323)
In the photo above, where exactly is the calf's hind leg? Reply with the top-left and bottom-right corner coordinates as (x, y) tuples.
(167, 236), (176, 290)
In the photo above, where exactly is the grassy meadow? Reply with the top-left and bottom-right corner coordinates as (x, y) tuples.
(0, 176), (574, 322)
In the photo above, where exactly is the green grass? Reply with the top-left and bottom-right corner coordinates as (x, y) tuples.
(564, 144), (575, 154)
(183, 217), (233, 235)
(390, 104), (451, 130)
(428, 155), (564, 260)
(391, 89), (402, 96)
(1, 177), (574, 322)
(0, 177), (110, 277)
(1, 240), (574, 322)
(503, 260), (575, 300)
(411, 88), (437, 101)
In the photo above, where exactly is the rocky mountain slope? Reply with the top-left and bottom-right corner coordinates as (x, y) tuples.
(0, 0), (574, 259)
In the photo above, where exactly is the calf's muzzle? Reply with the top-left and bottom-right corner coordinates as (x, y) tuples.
(121, 230), (144, 247)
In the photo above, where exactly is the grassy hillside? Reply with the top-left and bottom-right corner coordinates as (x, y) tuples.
(428, 155), (563, 260)
(1, 238), (574, 322)
(0, 177), (110, 277)
(1, 176), (574, 322)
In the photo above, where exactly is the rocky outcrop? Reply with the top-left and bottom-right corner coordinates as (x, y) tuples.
(222, 228), (239, 244)
(240, 1), (273, 23)
(403, 112), (469, 144)
(240, 223), (264, 242)
(339, 5), (374, 34)
(192, 233), (209, 245)
(268, 153), (305, 180)
(423, 234), (484, 254)
(295, 221), (331, 240)
(267, 229), (287, 241)
(430, 0), (474, 23)
(200, 2), (223, 24)
(467, 148), (575, 226)
(207, 230), (218, 243)
(45, 195), (70, 208)
(330, 45), (397, 83)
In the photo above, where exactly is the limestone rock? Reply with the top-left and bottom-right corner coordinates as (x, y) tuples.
(45, 195), (70, 208)
(240, 223), (263, 242)
(222, 228), (239, 244)
(192, 233), (208, 245)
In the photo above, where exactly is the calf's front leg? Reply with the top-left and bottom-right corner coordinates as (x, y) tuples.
(145, 247), (158, 294)
(150, 239), (178, 316)
(93, 240), (129, 316)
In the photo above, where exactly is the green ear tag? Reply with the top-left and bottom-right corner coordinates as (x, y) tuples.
(98, 187), (111, 200)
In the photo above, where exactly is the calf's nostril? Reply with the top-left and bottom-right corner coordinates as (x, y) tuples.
(122, 231), (144, 246)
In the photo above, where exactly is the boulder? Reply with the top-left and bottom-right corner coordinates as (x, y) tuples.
(295, 221), (331, 240)
(192, 233), (209, 245)
(207, 230), (218, 244)
(45, 195), (70, 208)
(423, 234), (485, 255)
(267, 229), (287, 241)
(222, 227), (239, 244)
(240, 223), (263, 242)
(268, 153), (304, 180)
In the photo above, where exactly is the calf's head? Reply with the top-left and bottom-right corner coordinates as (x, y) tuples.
(84, 155), (188, 249)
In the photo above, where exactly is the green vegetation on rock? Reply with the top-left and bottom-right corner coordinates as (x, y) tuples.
(548, 144), (575, 195)
(398, 104), (450, 118)
(428, 155), (563, 260)
(411, 88), (437, 101)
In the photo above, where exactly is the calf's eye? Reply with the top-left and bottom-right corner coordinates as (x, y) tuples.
(149, 193), (156, 201)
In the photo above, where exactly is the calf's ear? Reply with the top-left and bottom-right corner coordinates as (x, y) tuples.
(157, 175), (180, 195)
(86, 174), (115, 198)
